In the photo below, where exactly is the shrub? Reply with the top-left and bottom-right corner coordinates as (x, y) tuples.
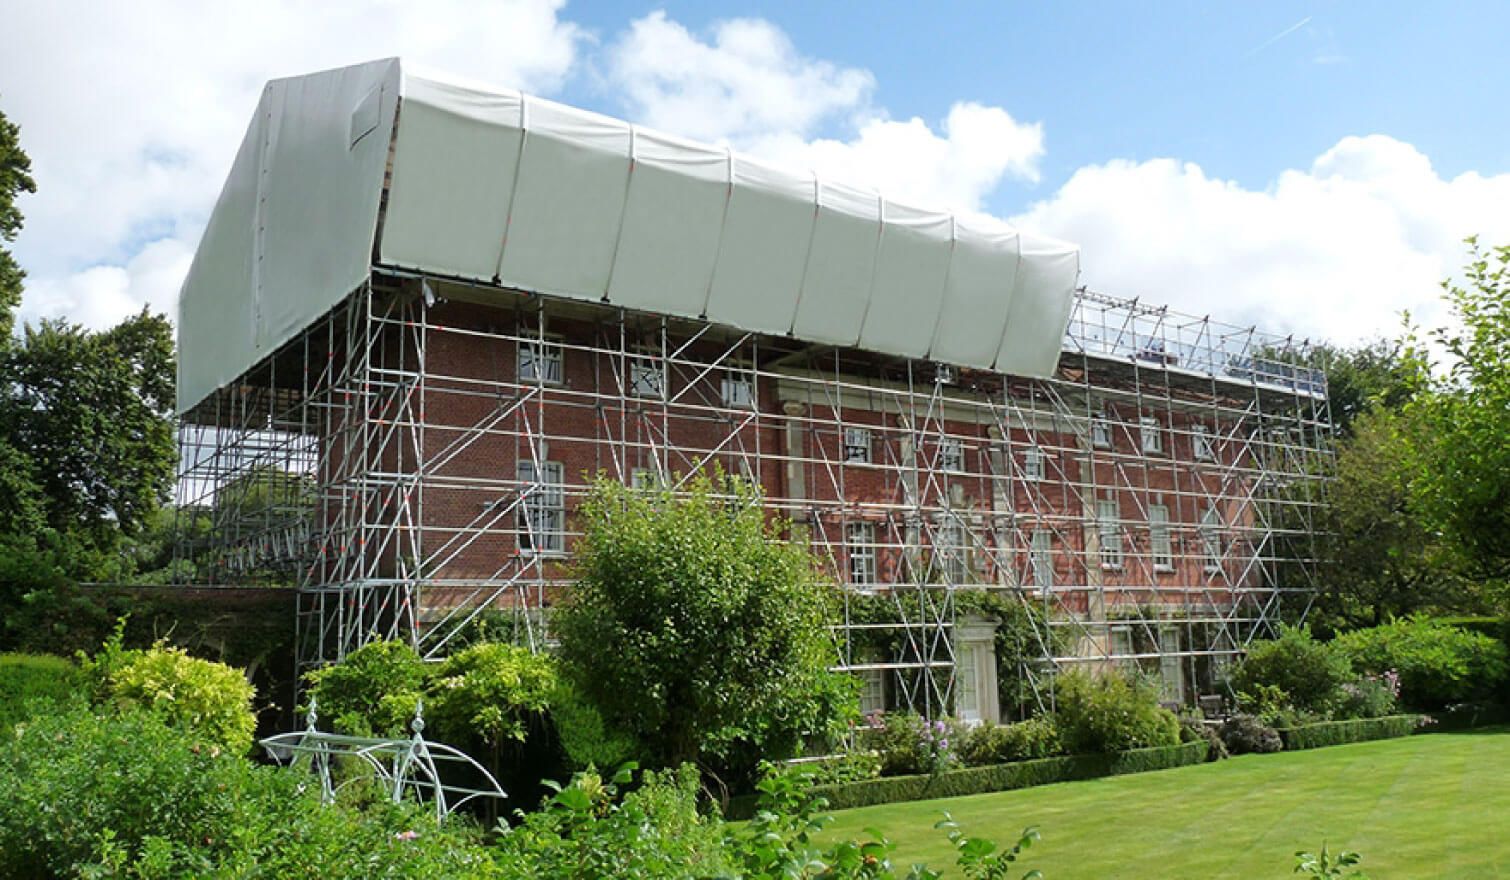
(1177, 713), (1228, 762)
(1336, 671), (1400, 719)
(494, 763), (730, 878)
(803, 741), (1209, 812)
(1229, 625), (1354, 716)
(550, 678), (636, 771)
(960, 716), (1063, 766)
(774, 751), (882, 787)
(83, 635), (256, 754)
(870, 713), (964, 776)
(302, 639), (431, 737)
(1219, 713), (1282, 755)
(557, 475), (854, 786)
(1276, 714), (1419, 751)
(1053, 667), (1181, 754)
(0, 705), (501, 878)
(1334, 616), (1510, 709)
(0, 652), (79, 729)
(428, 641), (556, 750)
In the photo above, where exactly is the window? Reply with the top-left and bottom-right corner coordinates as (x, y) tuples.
(721, 370), (755, 408)
(1097, 499), (1123, 568)
(1149, 504), (1173, 571)
(954, 642), (981, 723)
(629, 356), (664, 398)
(1200, 507), (1223, 571)
(518, 460), (565, 554)
(939, 438), (965, 473)
(1140, 416), (1163, 454)
(858, 669), (886, 716)
(935, 363), (957, 385)
(1091, 410), (1112, 449)
(1192, 424), (1214, 461)
(518, 338), (563, 385)
(847, 522), (877, 589)
(936, 515), (969, 584)
(1023, 445), (1046, 481)
(843, 427), (872, 464)
(1030, 528), (1054, 589)
(630, 468), (660, 490)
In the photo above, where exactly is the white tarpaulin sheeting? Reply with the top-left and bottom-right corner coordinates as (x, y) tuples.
(178, 59), (1079, 413)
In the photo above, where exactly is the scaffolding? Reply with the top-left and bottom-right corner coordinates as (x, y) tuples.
(175, 271), (1331, 715)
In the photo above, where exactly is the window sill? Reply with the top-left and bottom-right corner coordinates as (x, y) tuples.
(1101, 563), (1123, 571)
(1154, 564), (1174, 573)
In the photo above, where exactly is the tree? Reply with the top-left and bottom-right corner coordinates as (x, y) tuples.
(0, 105), (35, 343)
(556, 474), (855, 789)
(1313, 339), (1419, 439)
(1316, 408), (1469, 628)
(0, 310), (177, 568)
(1410, 238), (1510, 583)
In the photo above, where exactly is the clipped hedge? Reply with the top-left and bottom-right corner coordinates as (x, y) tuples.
(1276, 714), (1419, 751)
(798, 740), (1208, 812)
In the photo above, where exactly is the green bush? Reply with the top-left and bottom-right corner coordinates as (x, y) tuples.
(1053, 667), (1181, 754)
(1334, 616), (1510, 709)
(867, 712), (965, 776)
(0, 652), (79, 729)
(1230, 625), (1354, 716)
(550, 678), (636, 771)
(428, 641), (556, 749)
(557, 476), (853, 787)
(84, 637), (256, 754)
(1219, 713), (1282, 755)
(303, 639), (431, 737)
(1177, 713), (1228, 762)
(959, 716), (1063, 766)
(1276, 714), (1419, 750)
(804, 741), (1208, 812)
(1336, 672), (1401, 719)
(0, 705), (501, 878)
(494, 764), (731, 878)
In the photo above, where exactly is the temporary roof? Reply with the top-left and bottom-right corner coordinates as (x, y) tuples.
(177, 58), (1080, 413)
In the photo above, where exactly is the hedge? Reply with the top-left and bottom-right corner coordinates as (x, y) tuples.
(0, 653), (80, 730)
(1276, 714), (1420, 751)
(792, 740), (1208, 813)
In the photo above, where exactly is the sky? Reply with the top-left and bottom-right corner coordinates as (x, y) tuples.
(3, 0), (1508, 348)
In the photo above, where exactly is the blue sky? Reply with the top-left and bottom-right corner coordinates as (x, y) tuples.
(4, 1), (1508, 344)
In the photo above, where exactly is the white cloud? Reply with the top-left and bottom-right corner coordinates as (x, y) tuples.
(22, 238), (194, 330)
(608, 10), (874, 144)
(1014, 135), (1510, 343)
(3, 0), (583, 330)
(609, 12), (1044, 214)
(754, 103), (1044, 214)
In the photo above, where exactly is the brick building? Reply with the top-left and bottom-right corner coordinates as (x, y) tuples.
(174, 60), (1329, 721)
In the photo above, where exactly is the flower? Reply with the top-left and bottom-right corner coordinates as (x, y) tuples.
(395, 830), (420, 841)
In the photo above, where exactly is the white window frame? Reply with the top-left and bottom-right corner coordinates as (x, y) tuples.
(1098, 499), (1123, 569)
(859, 668), (886, 716)
(935, 514), (970, 584)
(1030, 528), (1054, 589)
(720, 368), (755, 409)
(846, 521), (877, 589)
(939, 437), (965, 474)
(518, 459), (565, 555)
(1091, 409), (1112, 449)
(1200, 506), (1223, 572)
(628, 355), (665, 399)
(1140, 416), (1164, 454)
(1192, 424), (1214, 461)
(518, 336), (564, 385)
(1149, 504), (1173, 571)
(1023, 445), (1046, 481)
(843, 427), (872, 464)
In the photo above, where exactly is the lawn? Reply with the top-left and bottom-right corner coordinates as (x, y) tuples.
(820, 728), (1510, 878)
